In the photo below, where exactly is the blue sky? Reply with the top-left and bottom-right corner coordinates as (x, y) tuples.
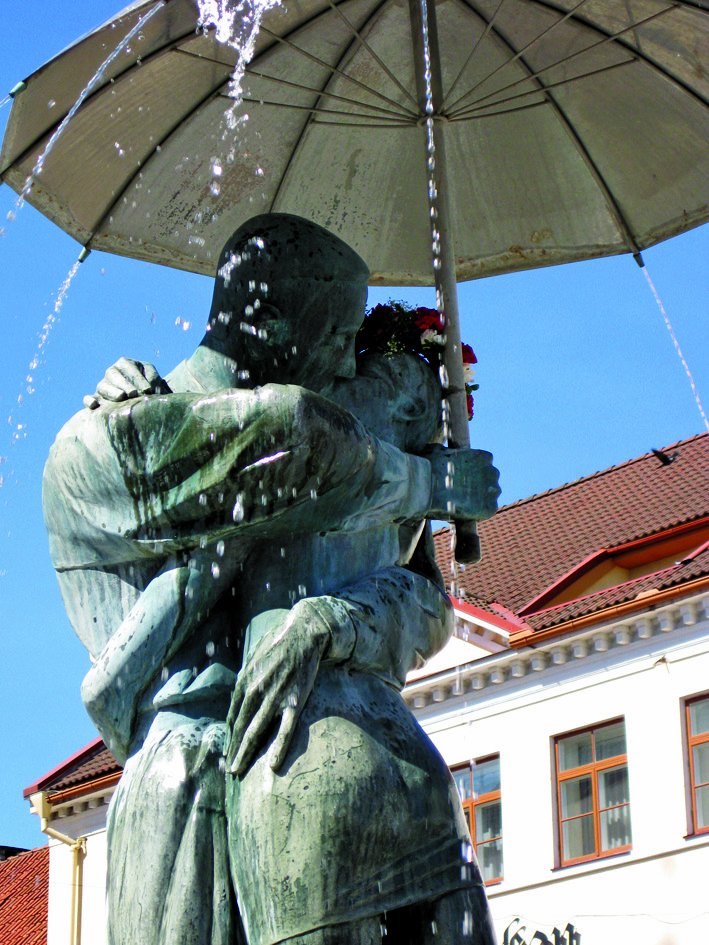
(1, 2), (708, 850)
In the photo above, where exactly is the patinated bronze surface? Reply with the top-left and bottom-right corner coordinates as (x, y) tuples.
(43, 214), (500, 945)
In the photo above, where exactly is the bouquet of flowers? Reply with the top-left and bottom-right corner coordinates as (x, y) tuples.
(356, 300), (478, 419)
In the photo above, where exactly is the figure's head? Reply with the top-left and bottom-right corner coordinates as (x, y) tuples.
(202, 213), (370, 393)
(330, 352), (443, 453)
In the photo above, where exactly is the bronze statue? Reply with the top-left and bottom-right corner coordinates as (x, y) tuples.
(43, 214), (500, 945)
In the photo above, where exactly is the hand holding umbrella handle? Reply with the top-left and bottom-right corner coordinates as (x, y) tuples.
(426, 445), (495, 565)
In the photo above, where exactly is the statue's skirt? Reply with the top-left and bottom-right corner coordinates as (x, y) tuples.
(227, 665), (484, 945)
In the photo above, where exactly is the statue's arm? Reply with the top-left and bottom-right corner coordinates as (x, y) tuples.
(339, 564), (453, 685)
(45, 384), (445, 573)
(226, 564), (452, 776)
(80, 545), (242, 764)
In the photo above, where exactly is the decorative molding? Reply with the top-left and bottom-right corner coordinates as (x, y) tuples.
(680, 603), (696, 626)
(47, 785), (118, 823)
(550, 646), (567, 665)
(657, 612), (673, 632)
(403, 590), (709, 709)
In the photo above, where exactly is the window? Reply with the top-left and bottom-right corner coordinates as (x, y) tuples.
(686, 694), (709, 835)
(555, 720), (632, 866)
(452, 756), (503, 884)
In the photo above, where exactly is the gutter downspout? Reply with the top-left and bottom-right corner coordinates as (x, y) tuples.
(30, 791), (86, 945)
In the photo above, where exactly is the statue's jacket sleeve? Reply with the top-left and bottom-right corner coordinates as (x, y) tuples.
(311, 565), (454, 691)
(43, 384), (432, 657)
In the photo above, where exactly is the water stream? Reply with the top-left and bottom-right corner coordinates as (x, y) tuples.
(8, 1), (166, 224)
(4, 260), (81, 460)
(2, 2), (171, 468)
(641, 266), (709, 433)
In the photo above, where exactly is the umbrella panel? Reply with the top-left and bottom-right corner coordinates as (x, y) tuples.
(2, 0), (709, 283)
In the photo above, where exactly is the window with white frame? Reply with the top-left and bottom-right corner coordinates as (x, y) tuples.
(452, 755), (503, 884)
(554, 719), (632, 866)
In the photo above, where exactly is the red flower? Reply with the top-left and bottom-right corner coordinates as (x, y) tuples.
(414, 307), (442, 331)
(466, 390), (474, 420)
(462, 343), (477, 364)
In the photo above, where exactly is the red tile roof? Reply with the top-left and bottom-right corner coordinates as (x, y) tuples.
(523, 545), (709, 631)
(435, 434), (709, 641)
(24, 737), (122, 800)
(0, 847), (48, 945)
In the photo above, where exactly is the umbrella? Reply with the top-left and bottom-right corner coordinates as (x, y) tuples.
(3, 0), (709, 555)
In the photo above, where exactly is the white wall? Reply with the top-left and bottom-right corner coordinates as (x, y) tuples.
(416, 612), (709, 945)
(46, 806), (109, 945)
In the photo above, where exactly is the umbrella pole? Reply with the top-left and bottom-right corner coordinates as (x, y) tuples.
(410, 0), (481, 564)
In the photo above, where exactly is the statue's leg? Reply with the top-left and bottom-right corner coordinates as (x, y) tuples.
(383, 888), (496, 945)
(107, 714), (238, 945)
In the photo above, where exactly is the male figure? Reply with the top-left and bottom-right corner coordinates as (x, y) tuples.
(44, 214), (499, 945)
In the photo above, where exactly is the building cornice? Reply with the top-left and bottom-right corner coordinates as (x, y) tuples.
(510, 574), (709, 647)
(403, 589), (709, 709)
(46, 771), (122, 808)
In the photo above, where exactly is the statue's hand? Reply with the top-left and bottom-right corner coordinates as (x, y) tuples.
(426, 446), (501, 522)
(83, 357), (170, 409)
(225, 600), (331, 777)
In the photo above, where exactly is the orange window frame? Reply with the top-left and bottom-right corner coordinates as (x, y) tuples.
(686, 695), (709, 836)
(555, 720), (632, 867)
(453, 756), (503, 885)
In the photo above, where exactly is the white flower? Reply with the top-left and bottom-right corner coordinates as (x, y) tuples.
(463, 363), (476, 383)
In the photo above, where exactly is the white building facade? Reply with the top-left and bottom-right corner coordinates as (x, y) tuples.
(406, 590), (709, 945)
(25, 435), (709, 945)
(407, 434), (709, 945)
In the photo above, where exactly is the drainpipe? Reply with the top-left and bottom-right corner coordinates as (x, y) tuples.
(30, 791), (86, 945)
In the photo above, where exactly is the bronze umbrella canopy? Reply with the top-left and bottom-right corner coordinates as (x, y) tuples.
(3, 0), (709, 553)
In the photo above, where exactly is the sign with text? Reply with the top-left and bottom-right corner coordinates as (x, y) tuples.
(503, 918), (581, 945)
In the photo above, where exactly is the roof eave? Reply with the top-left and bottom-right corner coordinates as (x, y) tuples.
(510, 573), (709, 647)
